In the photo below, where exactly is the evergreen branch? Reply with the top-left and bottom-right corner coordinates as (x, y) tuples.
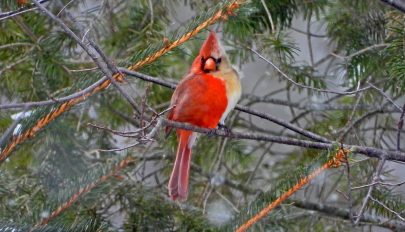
(34, 107), (163, 227)
(234, 149), (348, 232)
(0, 107), (28, 148)
(31, 0), (139, 112)
(0, 0), (243, 164)
(33, 156), (134, 228)
(125, 0), (243, 71)
(0, 0), (50, 21)
(0, 78), (111, 163)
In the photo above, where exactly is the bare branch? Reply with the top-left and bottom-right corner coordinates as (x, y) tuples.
(354, 158), (387, 225)
(248, 47), (372, 95)
(368, 82), (402, 112)
(0, 76), (109, 110)
(370, 196), (405, 222)
(397, 103), (405, 151)
(291, 199), (405, 230)
(162, 119), (405, 162)
(0, 0), (50, 21)
(331, 44), (388, 61)
(379, 0), (405, 13)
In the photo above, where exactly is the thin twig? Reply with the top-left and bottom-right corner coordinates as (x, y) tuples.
(306, 11), (314, 66)
(259, 0), (275, 32)
(370, 196), (405, 221)
(98, 142), (141, 152)
(354, 157), (387, 225)
(0, 42), (32, 50)
(0, 76), (109, 110)
(56, 0), (77, 17)
(352, 180), (405, 190)
(249, 47), (372, 95)
(343, 152), (355, 224)
(368, 82), (402, 112)
(397, 103), (405, 151)
(0, 0), (50, 21)
(332, 44), (388, 61)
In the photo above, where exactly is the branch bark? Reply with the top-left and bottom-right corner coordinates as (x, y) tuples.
(162, 119), (405, 162)
(380, 0), (405, 13)
(291, 199), (405, 230)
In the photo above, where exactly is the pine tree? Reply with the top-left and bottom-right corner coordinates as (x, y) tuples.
(1, 0), (405, 231)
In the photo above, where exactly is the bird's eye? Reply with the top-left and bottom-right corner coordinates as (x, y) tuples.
(216, 58), (222, 64)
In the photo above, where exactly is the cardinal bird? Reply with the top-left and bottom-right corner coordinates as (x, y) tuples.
(166, 31), (242, 201)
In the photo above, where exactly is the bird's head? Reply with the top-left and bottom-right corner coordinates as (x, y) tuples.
(191, 31), (232, 74)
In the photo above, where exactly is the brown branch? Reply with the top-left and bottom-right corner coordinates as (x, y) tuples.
(235, 149), (347, 232)
(33, 156), (134, 227)
(33, 109), (165, 227)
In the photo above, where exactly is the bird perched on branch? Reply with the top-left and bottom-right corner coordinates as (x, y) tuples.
(17, 0), (27, 6)
(166, 31), (242, 201)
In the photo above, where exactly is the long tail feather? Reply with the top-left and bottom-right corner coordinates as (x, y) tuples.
(168, 130), (194, 201)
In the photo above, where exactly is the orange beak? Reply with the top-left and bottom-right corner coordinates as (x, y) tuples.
(203, 57), (217, 72)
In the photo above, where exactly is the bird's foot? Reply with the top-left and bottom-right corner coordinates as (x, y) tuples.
(218, 123), (232, 135)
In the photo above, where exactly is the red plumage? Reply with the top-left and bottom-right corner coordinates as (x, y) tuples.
(167, 31), (239, 201)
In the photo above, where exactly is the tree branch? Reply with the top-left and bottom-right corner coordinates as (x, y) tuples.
(162, 119), (405, 162)
(291, 199), (405, 230)
(380, 0), (405, 13)
(0, 0), (50, 21)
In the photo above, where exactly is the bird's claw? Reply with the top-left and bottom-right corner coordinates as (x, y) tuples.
(218, 123), (232, 135)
